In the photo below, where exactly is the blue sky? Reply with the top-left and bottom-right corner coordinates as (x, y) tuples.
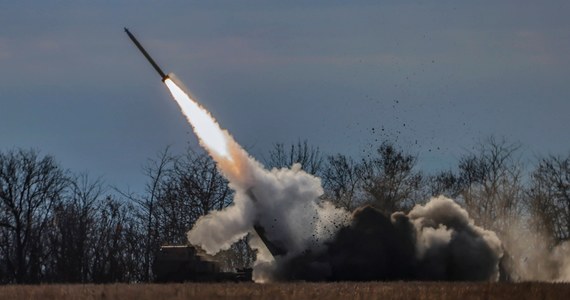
(1, 1), (569, 192)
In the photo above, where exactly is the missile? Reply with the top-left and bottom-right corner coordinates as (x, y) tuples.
(124, 28), (168, 81)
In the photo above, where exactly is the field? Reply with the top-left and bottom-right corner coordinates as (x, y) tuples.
(0, 282), (569, 300)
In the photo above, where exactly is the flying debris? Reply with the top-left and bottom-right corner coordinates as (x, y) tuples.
(124, 27), (168, 81)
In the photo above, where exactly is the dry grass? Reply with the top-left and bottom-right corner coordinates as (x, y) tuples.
(0, 282), (569, 300)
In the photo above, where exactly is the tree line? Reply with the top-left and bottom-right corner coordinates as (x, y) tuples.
(0, 137), (569, 283)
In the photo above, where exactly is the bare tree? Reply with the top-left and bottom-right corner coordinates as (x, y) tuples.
(140, 147), (174, 282)
(427, 170), (462, 199)
(115, 147), (176, 282)
(265, 140), (323, 175)
(90, 195), (143, 283)
(0, 149), (69, 283)
(455, 137), (524, 232)
(155, 150), (232, 243)
(48, 173), (104, 282)
(360, 142), (423, 214)
(527, 154), (570, 243)
(321, 154), (364, 211)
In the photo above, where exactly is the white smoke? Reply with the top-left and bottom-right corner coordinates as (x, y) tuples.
(187, 159), (351, 275)
(162, 75), (350, 280)
(553, 242), (570, 281)
(407, 196), (504, 281)
(498, 218), (570, 282)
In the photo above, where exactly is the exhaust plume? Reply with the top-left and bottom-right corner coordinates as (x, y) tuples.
(163, 74), (350, 262)
(165, 75), (231, 161)
(163, 74), (503, 282)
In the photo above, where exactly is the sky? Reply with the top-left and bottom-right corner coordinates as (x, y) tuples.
(1, 1), (569, 193)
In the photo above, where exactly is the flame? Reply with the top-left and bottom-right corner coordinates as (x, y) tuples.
(164, 78), (231, 160)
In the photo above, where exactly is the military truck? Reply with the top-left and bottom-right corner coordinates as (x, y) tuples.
(153, 245), (252, 282)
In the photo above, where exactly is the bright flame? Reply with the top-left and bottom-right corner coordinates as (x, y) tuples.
(164, 78), (231, 160)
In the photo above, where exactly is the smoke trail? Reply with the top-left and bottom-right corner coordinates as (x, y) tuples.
(163, 74), (350, 277)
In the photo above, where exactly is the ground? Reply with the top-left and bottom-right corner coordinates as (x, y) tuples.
(0, 282), (569, 300)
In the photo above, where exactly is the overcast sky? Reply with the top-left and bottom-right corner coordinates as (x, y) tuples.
(1, 1), (569, 192)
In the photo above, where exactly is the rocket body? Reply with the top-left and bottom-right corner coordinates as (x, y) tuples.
(124, 28), (168, 81)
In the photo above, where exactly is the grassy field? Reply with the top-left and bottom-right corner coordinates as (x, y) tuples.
(0, 282), (569, 300)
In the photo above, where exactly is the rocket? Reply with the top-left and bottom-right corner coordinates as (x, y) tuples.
(124, 28), (169, 81)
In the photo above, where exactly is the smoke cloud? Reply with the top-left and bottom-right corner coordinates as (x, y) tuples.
(187, 154), (504, 282)
(187, 160), (351, 263)
(258, 196), (503, 282)
(497, 218), (570, 282)
(165, 75), (504, 282)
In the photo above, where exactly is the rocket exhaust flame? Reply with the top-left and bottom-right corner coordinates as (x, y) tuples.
(164, 78), (232, 161)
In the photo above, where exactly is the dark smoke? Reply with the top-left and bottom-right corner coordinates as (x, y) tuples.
(268, 196), (503, 281)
